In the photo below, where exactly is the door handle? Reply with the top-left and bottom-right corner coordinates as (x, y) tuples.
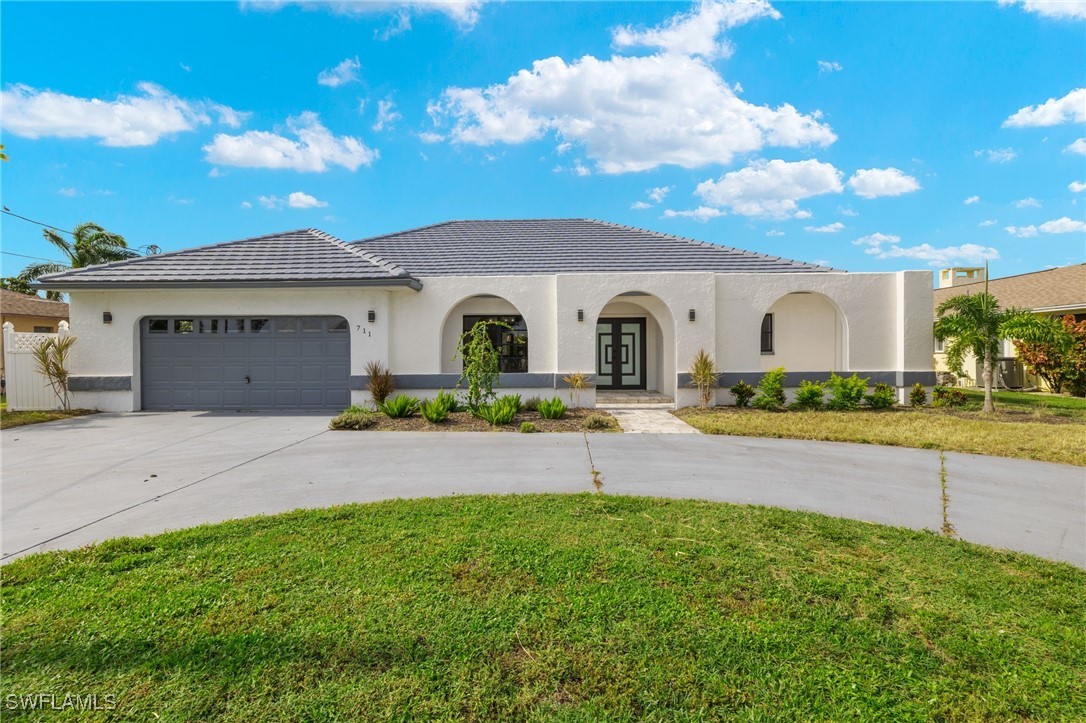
(245, 375), (251, 384)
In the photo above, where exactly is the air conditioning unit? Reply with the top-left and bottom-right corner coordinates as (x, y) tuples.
(976, 357), (1024, 389)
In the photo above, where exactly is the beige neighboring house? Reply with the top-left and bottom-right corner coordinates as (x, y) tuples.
(933, 264), (1086, 389)
(1, 289), (70, 381)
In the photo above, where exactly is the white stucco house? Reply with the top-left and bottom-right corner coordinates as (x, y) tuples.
(37, 219), (935, 412)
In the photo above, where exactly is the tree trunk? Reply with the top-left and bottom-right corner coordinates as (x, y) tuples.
(982, 351), (995, 413)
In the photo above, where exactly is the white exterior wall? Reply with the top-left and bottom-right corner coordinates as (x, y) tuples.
(64, 269), (933, 411)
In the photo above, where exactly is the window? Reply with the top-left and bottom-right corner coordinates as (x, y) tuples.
(329, 318), (349, 333)
(249, 318), (271, 333)
(226, 319), (245, 334)
(148, 318), (169, 334)
(760, 314), (774, 354)
(935, 338), (945, 353)
(462, 315), (528, 373)
(174, 319), (194, 334)
(33, 325), (53, 333)
(199, 319), (220, 334)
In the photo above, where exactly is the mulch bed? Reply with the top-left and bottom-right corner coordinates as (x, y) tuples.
(340, 408), (620, 433)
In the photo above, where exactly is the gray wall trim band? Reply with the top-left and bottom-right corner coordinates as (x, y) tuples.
(679, 371), (937, 387)
(69, 376), (132, 392)
(351, 373), (558, 391)
(36, 278), (423, 291)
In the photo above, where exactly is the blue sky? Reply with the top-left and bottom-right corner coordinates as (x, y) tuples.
(2, 0), (1084, 279)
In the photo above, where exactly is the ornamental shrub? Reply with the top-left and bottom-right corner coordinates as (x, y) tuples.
(378, 394), (420, 418)
(537, 396), (567, 420)
(865, 382), (897, 410)
(933, 386), (967, 407)
(474, 395), (520, 426)
(729, 380), (756, 408)
(909, 383), (928, 407)
(582, 413), (616, 431)
(826, 373), (869, 411)
(519, 421), (538, 434)
(364, 360), (395, 405)
(791, 380), (825, 410)
(420, 397), (450, 424)
(752, 367), (787, 410)
(328, 410), (378, 430)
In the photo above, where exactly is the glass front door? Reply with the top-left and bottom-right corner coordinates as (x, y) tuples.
(596, 318), (646, 389)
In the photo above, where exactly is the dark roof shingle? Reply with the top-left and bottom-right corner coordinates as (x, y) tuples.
(352, 219), (835, 276)
(0, 289), (70, 317)
(932, 264), (1085, 313)
(36, 229), (415, 288)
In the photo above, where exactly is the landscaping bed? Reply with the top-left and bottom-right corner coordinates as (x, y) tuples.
(0, 408), (97, 430)
(332, 407), (619, 433)
(676, 404), (1085, 466)
(3, 494), (1082, 720)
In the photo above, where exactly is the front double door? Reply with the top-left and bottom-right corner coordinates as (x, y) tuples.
(596, 318), (646, 389)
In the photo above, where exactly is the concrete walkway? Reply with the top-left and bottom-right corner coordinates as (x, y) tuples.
(2, 412), (1083, 567)
(600, 404), (699, 433)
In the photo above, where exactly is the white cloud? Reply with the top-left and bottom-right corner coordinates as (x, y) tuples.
(963, 195), (980, 205)
(1070, 180), (1086, 192)
(372, 99), (402, 131)
(805, 222), (844, 233)
(974, 147), (1018, 163)
(794, 209), (812, 219)
(817, 60), (842, 74)
(1005, 224), (1038, 237)
(999, 0), (1086, 19)
(836, 205), (858, 217)
(1039, 216), (1086, 233)
(1003, 87), (1086, 127)
(555, 142), (572, 155)
(57, 187), (80, 197)
(631, 201), (652, 210)
(0, 82), (247, 147)
(287, 191), (329, 208)
(856, 232), (999, 266)
(847, 167), (920, 199)
(1067, 138), (1086, 155)
(240, 201), (252, 209)
(662, 206), (726, 222)
(766, 229), (784, 236)
(203, 111), (377, 172)
(429, 52), (835, 174)
(258, 195), (282, 210)
(694, 158), (843, 218)
(317, 57), (361, 88)
(242, 0), (484, 29)
(648, 186), (672, 203)
(1014, 196), (1041, 208)
(572, 160), (591, 177)
(979, 219), (998, 227)
(208, 167), (223, 178)
(611, 0), (780, 60)
(418, 131), (444, 144)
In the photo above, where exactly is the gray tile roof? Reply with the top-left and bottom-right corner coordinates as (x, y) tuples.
(36, 229), (418, 288)
(352, 219), (836, 276)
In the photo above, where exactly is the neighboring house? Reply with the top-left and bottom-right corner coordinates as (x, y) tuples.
(933, 263), (1086, 389)
(0, 289), (70, 381)
(36, 219), (934, 412)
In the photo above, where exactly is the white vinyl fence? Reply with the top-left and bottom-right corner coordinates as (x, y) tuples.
(2, 321), (70, 411)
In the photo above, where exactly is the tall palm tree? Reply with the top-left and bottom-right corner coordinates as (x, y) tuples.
(17, 222), (137, 295)
(935, 282), (1065, 413)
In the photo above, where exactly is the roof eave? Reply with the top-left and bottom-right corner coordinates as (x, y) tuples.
(34, 278), (424, 292)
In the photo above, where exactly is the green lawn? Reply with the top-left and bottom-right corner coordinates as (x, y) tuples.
(3, 495), (1083, 720)
(961, 388), (1086, 416)
(0, 408), (96, 429)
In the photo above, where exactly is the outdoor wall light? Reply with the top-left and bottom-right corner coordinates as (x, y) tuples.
(103, 312), (113, 324)
(368, 310), (376, 323)
(577, 309), (584, 322)
(688, 309), (696, 322)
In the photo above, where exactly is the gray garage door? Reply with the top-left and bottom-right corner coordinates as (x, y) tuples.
(140, 316), (350, 410)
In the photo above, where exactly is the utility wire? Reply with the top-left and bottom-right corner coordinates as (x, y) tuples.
(1, 207), (75, 235)
(1, 250), (66, 263)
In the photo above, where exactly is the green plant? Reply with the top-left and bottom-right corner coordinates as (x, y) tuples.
(826, 373), (869, 411)
(456, 319), (508, 408)
(1013, 315), (1086, 396)
(688, 349), (719, 406)
(537, 396), (567, 420)
(909, 383), (927, 407)
(752, 367), (787, 411)
(474, 395), (521, 426)
(364, 360), (395, 405)
(16, 222), (137, 301)
(378, 394), (420, 418)
(519, 421), (538, 434)
(935, 270), (1066, 412)
(791, 380), (825, 410)
(583, 413), (615, 430)
(420, 398), (450, 424)
(430, 389), (459, 414)
(865, 382), (897, 410)
(562, 372), (592, 407)
(523, 396), (542, 412)
(30, 335), (77, 410)
(933, 386), (967, 407)
(729, 380), (756, 408)
(328, 410), (378, 430)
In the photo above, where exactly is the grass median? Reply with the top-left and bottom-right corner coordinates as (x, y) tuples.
(677, 391), (1085, 466)
(3, 494), (1083, 720)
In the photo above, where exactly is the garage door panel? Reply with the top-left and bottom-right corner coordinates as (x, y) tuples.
(141, 315), (349, 411)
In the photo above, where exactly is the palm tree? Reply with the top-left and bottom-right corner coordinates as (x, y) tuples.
(935, 282), (1065, 413)
(17, 222), (137, 296)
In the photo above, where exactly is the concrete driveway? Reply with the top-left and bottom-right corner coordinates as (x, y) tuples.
(2, 412), (1083, 567)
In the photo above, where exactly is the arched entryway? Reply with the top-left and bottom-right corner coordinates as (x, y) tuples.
(440, 294), (530, 374)
(760, 292), (848, 371)
(594, 292), (676, 396)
